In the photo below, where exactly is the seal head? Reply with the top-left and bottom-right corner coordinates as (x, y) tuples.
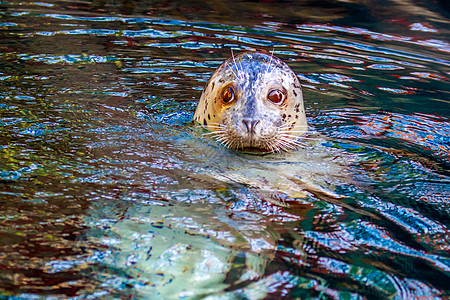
(194, 52), (307, 153)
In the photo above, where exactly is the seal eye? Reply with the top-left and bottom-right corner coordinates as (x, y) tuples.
(221, 86), (235, 104)
(267, 89), (285, 105)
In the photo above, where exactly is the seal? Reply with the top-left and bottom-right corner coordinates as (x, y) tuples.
(194, 52), (307, 153)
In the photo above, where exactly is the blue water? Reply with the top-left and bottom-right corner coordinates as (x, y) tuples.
(0, 0), (449, 298)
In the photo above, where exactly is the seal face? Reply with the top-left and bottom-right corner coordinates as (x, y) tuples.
(194, 52), (307, 153)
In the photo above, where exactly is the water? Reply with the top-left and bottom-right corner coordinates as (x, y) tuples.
(0, 0), (449, 298)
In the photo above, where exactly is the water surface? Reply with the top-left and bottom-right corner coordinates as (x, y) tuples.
(0, 0), (449, 298)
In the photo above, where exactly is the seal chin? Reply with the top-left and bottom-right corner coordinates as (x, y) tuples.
(240, 139), (272, 153)
(240, 147), (273, 155)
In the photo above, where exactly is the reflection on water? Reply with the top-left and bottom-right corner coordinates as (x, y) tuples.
(0, 0), (449, 298)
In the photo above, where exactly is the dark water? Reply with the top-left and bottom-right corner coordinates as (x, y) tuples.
(0, 0), (449, 298)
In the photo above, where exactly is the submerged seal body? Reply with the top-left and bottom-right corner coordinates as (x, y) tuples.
(194, 52), (307, 153)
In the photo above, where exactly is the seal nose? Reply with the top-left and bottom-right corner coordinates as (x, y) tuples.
(242, 119), (260, 135)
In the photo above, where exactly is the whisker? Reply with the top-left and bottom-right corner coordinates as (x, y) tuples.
(202, 131), (219, 136)
(278, 130), (308, 134)
(282, 138), (307, 148)
(279, 133), (306, 139)
(227, 64), (239, 79)
(278, 133), (319, 142)
(216, 136), (229, 142)
(204, 125), (223, 130)
(267, 140), (281, 153)
(280, 141), (296, 151)
(265, 48), (274, 74)
(231, 49), (244, 81)
(203, 131), (227, 137)
(266, 143), (275, 153)
(207, 122), (223, 127)
(297, 137), (320, 141)
(216, 137), (229, 144)
(224, 139), (234, 149)
(278, 136), (307, 148)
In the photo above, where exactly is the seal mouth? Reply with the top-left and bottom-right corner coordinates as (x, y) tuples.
(240, 147), (273, 155)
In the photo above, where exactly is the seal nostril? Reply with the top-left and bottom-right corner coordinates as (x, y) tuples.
(242, 120), (260, 134)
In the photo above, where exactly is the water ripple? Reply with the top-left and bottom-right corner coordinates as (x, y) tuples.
(0, 1), (449, 298)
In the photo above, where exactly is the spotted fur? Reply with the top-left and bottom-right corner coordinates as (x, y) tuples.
(194, 52), (307, 153)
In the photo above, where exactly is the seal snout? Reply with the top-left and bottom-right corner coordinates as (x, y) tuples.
(242, 119), (260, 135)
